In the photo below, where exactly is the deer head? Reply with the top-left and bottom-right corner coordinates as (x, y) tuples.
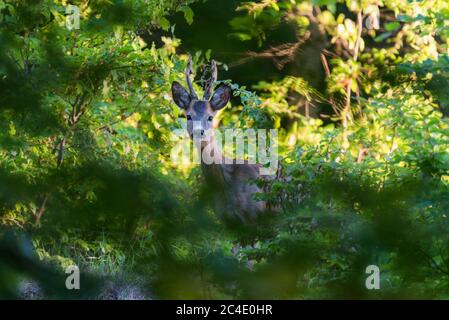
(171, 56), (231, 142)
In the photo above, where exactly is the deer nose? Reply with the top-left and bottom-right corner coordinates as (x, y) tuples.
(192, 129), (205, 138)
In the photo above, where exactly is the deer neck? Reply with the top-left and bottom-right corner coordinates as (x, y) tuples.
(195, 135), (228, 189)
(195, 134), (223, 164)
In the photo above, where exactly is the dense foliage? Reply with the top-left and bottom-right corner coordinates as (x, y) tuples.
(0, 0), (448, 299)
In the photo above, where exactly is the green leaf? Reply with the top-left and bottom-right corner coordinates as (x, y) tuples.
(158, 17), (170, 31)
(385, 22), (401, 32)
(180, 6), (194, 25)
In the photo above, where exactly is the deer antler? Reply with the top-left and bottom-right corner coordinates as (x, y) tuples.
(203, 59), (217, 101)
(185, 55), (198, 100)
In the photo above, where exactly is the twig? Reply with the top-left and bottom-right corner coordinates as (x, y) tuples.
(342, 11), (364, 148)
(227, 38), (307, 70)
(34, 194), (49, 227)
(97, 94), (147, 132)
(356, 147), (369, 163)
(320, 52), (339, 115)
(56, 137), (66, 168)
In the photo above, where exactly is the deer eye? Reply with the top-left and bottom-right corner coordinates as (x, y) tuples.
(207, 116), (213, 122)
(186, 115), (192, 120)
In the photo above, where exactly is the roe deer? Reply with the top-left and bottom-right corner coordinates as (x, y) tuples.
(171, 57), (277, 225)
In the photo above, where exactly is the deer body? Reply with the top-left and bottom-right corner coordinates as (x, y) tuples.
(172, 57), (273, 224)
(197, 136), (269, 224)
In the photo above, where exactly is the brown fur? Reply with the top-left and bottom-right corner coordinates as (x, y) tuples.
(197, 138), (274, 224)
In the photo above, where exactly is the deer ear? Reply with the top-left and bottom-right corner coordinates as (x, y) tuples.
(172, 81), (191, 109)
(210, 84), (231, 110)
